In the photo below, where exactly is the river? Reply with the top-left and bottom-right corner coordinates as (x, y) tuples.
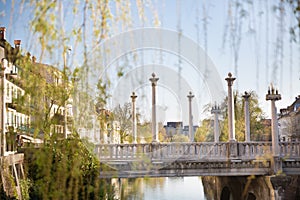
(114, 177), (207, 200)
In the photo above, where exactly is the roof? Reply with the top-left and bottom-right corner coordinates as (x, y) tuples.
(279, 96), (300, 118)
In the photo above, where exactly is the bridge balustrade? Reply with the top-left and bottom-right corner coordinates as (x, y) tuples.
(279, 142), (300, 158)
(95, 142), (279, 162)
(237, 142), (272, 159)
(95, 142), (300, 178)
(95, 142), (300, 162)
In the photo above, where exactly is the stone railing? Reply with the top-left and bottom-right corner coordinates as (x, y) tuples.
(238, 142), (272, 159)
(95, 142), (274, 162)
(279, 142), (300, 159)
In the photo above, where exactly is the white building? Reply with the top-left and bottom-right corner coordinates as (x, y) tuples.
(0, 28), (30, 154)
(278, 96), (300, 141)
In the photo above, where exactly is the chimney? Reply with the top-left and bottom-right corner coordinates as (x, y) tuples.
(0, 27), (5, 40)
(14, 40), (21, 50)
(32, 56), (36, 63)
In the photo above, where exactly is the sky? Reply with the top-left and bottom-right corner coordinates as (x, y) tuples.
(0, 0), (299, 125)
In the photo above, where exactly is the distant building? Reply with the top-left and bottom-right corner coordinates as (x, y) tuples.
(163, 121), (198, 141)
(182, 125), (198, 136)
(164, 122), (183, 139)
(278, 96), (300, 141)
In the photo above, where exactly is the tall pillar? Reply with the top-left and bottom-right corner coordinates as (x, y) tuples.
(266, 86), (281, 157)
(211, 104), (221, 143)
(225, 73), (236, 142)
(242, 91), (251, 142)
(187, 91), (194, 142)
(131, 92), (137, 144)
(149, 73), (159, 143)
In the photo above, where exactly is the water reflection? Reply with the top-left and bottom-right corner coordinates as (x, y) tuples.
(114, 177), (207, 200)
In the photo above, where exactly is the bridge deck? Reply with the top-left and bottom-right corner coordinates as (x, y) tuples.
(95, 142), (300, 178)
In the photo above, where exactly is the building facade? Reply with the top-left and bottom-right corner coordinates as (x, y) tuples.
(0, 27), (30, 155)
(278, 96), (300, 141)
(0, 27), (73, 155)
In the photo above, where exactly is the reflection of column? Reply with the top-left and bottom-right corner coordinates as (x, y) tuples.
(131, 92), (137, 144)
(242, 92), (251, 142)
(266, 86), (281, 157)
(149, 73), (159, 143)
(225, 73), (236, 142)
(187, 91), (194, 142)
(211, 104), (221, 143)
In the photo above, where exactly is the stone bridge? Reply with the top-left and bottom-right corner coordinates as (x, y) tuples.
(95, 141), (300, 178)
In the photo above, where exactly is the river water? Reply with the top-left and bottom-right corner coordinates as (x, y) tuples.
(115, 177), (207, 200)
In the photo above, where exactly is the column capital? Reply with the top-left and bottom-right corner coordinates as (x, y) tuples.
(211, 104), (221, 114)
(242, 91), (251, 100)
(266, 85), (281, 101)
(225, 72), (236, 86)
(187, 91), (194, 101)
(149, 73), (159, 86)
(130, 92), (137, 101)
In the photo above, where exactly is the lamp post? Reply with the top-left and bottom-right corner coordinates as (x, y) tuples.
(149, 73), (159, 143)
(131, 92), (137, 144)
(187, 91), (194, 142)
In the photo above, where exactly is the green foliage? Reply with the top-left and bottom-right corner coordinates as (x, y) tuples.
(15, 57), (73, 139)
(198, 91), (268, 142)
(137, 122), (152, 143)
(172, 134), (189, 142)
(194, 119), (213, 142)
(20, 179), (32, 200)
(219, 92), (267, 141)
(26, 137), (114, 199)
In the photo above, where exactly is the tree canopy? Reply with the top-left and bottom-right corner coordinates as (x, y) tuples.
(195, 91), (270, 142)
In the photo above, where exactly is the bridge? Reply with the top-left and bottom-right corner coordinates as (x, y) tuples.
(95, 141), (300, 178)
(94, 72), (299, 181)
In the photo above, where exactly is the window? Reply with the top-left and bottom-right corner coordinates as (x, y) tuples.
(7, 111), (10, 124)
(6, 83), (9, 97)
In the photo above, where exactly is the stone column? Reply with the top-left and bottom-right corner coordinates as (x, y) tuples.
(225, 73), (236, 142)
(131, 92), (137, 144)
(187, 91), (194, 142)
(149, 73), (159, 143)
(211, 104), (221, 143)
(242, 91), (251, 142)
(266, 85), (281, 173)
